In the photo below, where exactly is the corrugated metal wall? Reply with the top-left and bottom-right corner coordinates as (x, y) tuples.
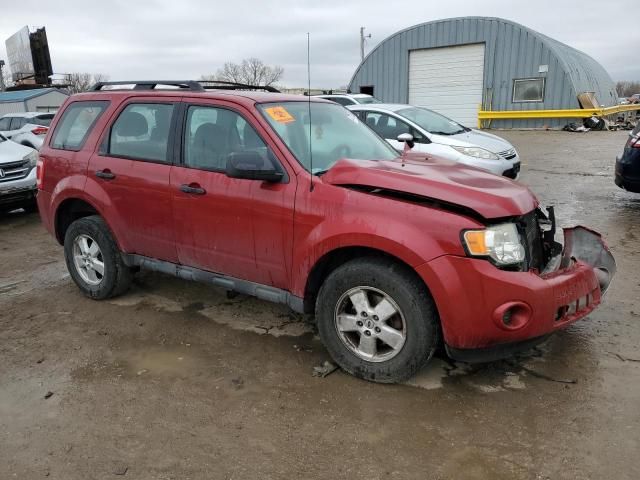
(348, 17), (618, 129)
(0, 102), (27, 116)
(25, 91), (68, 112)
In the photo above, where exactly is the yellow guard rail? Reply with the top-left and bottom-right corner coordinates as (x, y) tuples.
(477, 104), (640, 128)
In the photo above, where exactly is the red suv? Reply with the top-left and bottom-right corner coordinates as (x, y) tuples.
(37, 81), (616, 383)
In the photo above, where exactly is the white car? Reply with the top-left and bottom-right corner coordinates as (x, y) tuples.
(0, 112), (55, 150)
(313, 93), (382, 107)
(0, 133), (39, 213)
(347, 104), (520, 178)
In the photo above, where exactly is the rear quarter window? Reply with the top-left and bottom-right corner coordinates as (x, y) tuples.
(32, 115), (55, 127)
(51, 101), (109, 151)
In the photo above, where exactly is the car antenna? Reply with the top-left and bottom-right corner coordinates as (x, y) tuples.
(307, 32), (314, 192)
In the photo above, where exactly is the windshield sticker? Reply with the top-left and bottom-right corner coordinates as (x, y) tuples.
(265, 106), (295, 124)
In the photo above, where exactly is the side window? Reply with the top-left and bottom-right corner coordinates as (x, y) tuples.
(109, 103), (174, 163)
(184, 105), (268, 171)
(330, 97), (354, 106)
(33, 115), (54, 127)
(368, 113), (413, 139)
(9, 117), (24, 130)
(0, 118), (11, 130)
(51, 101), (109, 151)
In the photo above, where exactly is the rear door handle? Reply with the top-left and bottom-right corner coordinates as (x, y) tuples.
(180, 184), (206, 195)
(95, 169), (115, 180)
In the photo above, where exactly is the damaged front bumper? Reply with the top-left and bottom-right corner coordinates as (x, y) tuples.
(550, 226), (616, 294)
(416, 225), (616, 362)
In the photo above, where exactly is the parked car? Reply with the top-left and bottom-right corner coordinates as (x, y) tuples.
(313, 93), (382, 106)
(37, 81), (615, 383)
(348, 104), (521, 178)
(0, 112), (55, 150)
(615, 122), (640, 192)
(0, 133), (39, 213)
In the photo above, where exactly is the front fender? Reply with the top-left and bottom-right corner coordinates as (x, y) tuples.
(290, 214), (466, 298)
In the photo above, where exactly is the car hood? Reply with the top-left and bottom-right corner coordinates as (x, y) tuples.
(321, 157), (538, 219)
(0, 140), (33, 164)
(431, 129), (514, 153)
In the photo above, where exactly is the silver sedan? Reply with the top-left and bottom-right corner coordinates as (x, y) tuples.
(347, 103), (520, 178)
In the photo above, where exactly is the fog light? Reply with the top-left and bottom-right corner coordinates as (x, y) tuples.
(492, 302), (532, 330)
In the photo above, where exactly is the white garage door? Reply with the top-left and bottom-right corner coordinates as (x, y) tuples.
(408, 43), (485, 127)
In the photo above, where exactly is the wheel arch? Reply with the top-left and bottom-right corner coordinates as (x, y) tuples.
(54, 197), (101, 245)
(303, 246), (436, 315)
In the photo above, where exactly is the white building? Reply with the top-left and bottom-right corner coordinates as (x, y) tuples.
(0, 88), (68, 116)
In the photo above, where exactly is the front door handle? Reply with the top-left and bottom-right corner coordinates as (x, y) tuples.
(180, 184), (206, 195)
(95, 169), (116, 180)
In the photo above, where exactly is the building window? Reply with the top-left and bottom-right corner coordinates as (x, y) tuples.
(512, 78), (545, 103)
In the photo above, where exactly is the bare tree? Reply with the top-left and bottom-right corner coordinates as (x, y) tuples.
(65, 73), (110, 94)
(616, 81), (640, 98)
(202, 58), (284, 87)
(0, 67), (13, 91)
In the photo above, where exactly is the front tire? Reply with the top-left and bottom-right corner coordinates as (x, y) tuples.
(316, 257), (439, 383)
(64, 215), (132, 299)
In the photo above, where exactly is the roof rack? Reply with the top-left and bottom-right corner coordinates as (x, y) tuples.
(200, 80), (280, 93)
(91, 81), (205, 91)
(90, 80), (280, 93)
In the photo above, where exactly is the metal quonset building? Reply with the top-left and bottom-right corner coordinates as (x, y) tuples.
(348, 17), (618, 129)
(0, 88), (68, 116)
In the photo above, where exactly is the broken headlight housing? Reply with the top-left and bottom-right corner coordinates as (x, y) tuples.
(462, 223), (526, 266)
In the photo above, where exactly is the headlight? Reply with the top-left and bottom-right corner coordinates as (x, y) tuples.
(23, 150), (39, 168)
(462, 223), (525, 266)
(451, 146), (500, 160)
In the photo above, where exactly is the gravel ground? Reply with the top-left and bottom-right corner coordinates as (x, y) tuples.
(1, 130), (638, 480)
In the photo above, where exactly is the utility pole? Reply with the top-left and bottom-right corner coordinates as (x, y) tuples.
(0, 60), (6, 92)
(360, 27), (371, 62)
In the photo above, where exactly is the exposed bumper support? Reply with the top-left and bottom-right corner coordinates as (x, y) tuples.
(560, 226), (616, 293)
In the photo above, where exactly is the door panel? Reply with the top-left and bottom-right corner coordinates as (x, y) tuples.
(171, 102), (295, 288)
(87, 100), (178, 262)
(87, 156), (176, 261)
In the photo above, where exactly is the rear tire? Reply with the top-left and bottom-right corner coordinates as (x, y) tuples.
(64, 215), (132, 299)
(316, 257), (439, 383)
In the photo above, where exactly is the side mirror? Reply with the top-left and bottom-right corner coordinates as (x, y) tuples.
(225, 150), (284, 183)
(397, 133), (415, 149)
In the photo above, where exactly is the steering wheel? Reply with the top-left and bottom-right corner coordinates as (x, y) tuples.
(330, 144), (352, 160)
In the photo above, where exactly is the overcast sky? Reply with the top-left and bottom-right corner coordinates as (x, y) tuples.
(1, 0), (638, 88)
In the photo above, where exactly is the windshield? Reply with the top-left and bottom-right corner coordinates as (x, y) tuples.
(397, 107), (467, 135)
(258, 102), (398, 174)
(355, 96), (382, 104)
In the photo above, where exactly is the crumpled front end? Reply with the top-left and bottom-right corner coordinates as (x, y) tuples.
(558, 226), (616, 294)
(416, 211), (616, 362)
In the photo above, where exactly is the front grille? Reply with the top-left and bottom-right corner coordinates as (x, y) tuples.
(519, 211), (545, 271)
(498, 148), (517, 160)
(0, 160), (31, 183)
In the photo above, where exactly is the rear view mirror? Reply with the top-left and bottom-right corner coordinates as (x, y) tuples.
(397, 133), (415, 149)
(225, 150), (284, 183)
